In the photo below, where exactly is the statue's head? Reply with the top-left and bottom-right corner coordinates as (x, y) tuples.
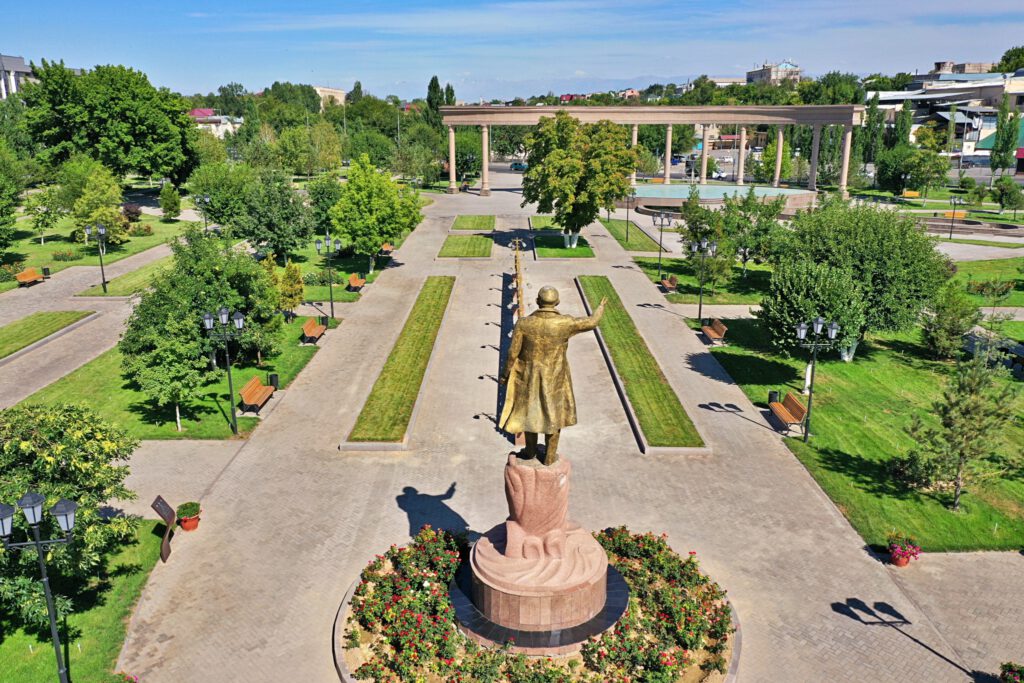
(536, 286), (560, 308)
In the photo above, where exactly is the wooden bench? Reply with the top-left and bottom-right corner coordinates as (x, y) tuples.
(16, 267), (45, 286)
(650, 177), (665, 184)
(701, 318), (728, 345)
(660, 274), (678, 292)
(239, 376), (274, 414)
(769, 392), (807, 433)
(348, 272), (366, 292)
(379, 243), (393, 257)
(301, 317), (326, 344)
(943, 210), (966, 219)
(900, 190), (921, 202)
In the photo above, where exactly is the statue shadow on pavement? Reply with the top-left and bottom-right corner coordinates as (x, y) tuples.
(395, 483), (478, 542)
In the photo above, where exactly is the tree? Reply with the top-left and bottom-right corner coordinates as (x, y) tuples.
(875, 144), (916, 195)
(996, 45), (1024, 72)
(426, 76), (444, 115)
(891, 100), (913, 149)
(53, 154), (106, 213)
(159, 182), (181, 220)
(921, 282), (981, 360)
(991, 95), (1022, 181)
(863, 93), (885, 165)
(187, 161), (259, 226)
(520, 111), (635, 245)
(309, 120), (342, 173)
(912, 121), (943, 153)
(721, 186), (786, 268)
(280, 261), (304, 313)
(755, 258), (867, 356)
(233, 170), (312, 257)
(350, 129), (396, 168)
(24, 187), (59, 245)
(347, 81), (364, 104)
(907, 149), (950, 197)
(0, 404), (137, 629)
(126, 315), (207, 431)
(194, 129), (227, 165)
(444, 83), (456, 106)
(261, 252), (281, 310)
(635, 146), (661, 177)
(751, 136), (792, 184)
(329, 154), (422, 272)
(637, 124), (695, 159)
(454, 128), (482, 179)
(902, 352), (1016, 511)
(991, 175), (1024, 217)
(786, 199), (951, 358)
(277, 126), (315, 176)
(307, 173), (344, 234)
(72, 165), (126, 242)
(945, 104), (957, 153)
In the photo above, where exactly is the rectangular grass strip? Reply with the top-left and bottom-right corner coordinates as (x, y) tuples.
(348, 276), (456, 442)
(452, 215), (496, 230)
(0, 311), (93, 359)
(534, 232), (595, 258)
(578, 275), (703, 447)
(599, 218), (663, 252)
(78, 256), (172, 296)
(438, 235), (493, 258)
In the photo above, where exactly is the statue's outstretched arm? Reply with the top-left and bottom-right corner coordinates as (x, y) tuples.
(574, 297), (608, 332)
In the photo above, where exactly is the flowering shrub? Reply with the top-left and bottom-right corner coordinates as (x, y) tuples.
(0, 261), (25, 282)
(52, 249), (82, 262)
(346, 525), (732, 681)
(1001, 662), (1024, 682)
(887, 531), (921, 562)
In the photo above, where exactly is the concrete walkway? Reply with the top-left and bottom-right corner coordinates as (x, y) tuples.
(115, 168), (1022, 682)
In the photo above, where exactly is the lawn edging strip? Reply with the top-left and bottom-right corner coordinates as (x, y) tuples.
(575, 276), (707, 454)
(341, 275), (456, 450)
(0, 311), (99, 367)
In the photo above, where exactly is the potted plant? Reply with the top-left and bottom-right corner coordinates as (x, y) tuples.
(886, 530), (920, 567)
(1000, 662), (1023, 683)
(177, 501), (201, 531)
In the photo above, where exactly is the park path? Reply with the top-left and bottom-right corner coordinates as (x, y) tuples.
(116, 169), (1022, 682)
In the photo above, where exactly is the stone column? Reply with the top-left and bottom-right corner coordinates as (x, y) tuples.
(699, 125), (710, 184)
(663, 125), (673, 184)
(808, 124), (822, 192)
(630, 123), (639, 186)
(772, 126), (784, 188)
(447, 125), (457, 193)
(480, 124), (491, 196)
(838, 123), (853, 198)
(736, 127), (747, 185)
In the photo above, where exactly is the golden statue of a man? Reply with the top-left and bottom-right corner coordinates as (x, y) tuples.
(499, 286), (606, 466)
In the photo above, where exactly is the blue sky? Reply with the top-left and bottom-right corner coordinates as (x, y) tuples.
(7, 1), (1024, 101)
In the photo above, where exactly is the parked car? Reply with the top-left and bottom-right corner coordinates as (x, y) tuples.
(720, 156), (734, 164)
(510, 161), (528, 171)
(711, 170), (727, 180)
(752, 146), (764, 153)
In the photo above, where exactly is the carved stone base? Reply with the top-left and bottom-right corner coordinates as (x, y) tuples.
(470, 524), (608, 631)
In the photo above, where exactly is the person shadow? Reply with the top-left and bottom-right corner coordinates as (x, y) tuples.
(395, 483), (474, 540)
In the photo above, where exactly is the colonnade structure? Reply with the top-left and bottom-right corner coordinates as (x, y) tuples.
(440, 105), (864, 197)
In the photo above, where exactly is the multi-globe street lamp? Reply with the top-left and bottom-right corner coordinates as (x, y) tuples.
(690, 237), (717, 323)
(0, 494), (79, 683)
(948, 196), (965, 240)
(84, 224), (108, 294)
(202, 307), (245, 435)
(315, 235), (343, 319)
(651, 211), (673, 281)
(795, 316), (840, 443)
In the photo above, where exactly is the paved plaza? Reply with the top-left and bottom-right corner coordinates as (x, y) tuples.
(1, 168), (1020, 681)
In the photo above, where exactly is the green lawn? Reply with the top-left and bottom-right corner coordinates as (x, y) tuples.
(0, 521), (161, 683)
(438, 235), (493, 258)
(534, 232), (595, 258)
(1, 215), (188, 278)
(451, 215), (495, 231)
(634, 257), (771, 305)
(940, 238), (1024, 249)
(599, 218), (663, 252)
(77, 256), (172, 297)
(707, 318), (1024, 551)
(530, 216), (556, 230)
(23, 318), (323, 439)
(953, 257), (1024, 307)
(280, 241), (392, 304)
(348, 276), (455, 442)
(1001, 321), (1024, 344)
(0, 311), (93, 359)
(577, 276), (703, 448)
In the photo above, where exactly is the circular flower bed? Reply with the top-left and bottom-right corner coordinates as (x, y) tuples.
(342, 525), (734, 682)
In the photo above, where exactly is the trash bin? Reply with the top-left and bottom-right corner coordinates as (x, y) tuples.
(768, 390), (780, 405)
(42, 267), (51, 277)
(268, 373), (280, 390)
(320, 315), (330, 327)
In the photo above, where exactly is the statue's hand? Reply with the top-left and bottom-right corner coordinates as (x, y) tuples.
(498, 373), (508, 385)
(598, 297), (608, 309)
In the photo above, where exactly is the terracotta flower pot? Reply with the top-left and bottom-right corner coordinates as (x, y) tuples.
(179, 515), (200, 531)
(890, 554), (909, 567)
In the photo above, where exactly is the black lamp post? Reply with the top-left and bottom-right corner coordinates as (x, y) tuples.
(948, 196), (965, 239)
(84, 224), (108, 294)
(651, 211), (672, 280)
(203, 307), (245, 435)
(690, 237), (717, 323)
(795, 316), (839, 443)
(1, 494), (79, 683)
(315, 235), (342, 319)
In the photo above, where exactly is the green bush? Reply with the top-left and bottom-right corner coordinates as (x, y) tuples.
(126, 222), (153, 237)
(921, 282), (981, 360)
(176, 501), (200, 518)
(159, 182), (181, 221)
(959, 176), (976, 190)
(51, 248), (82, 261)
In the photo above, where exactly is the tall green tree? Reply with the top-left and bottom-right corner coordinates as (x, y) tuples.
(945, 104), (958, 153)
(159, 182), (181, 220)
(233, 170), (312, 257)
(751, 137), (792, 184)
(307, 173), (344, 234)
(920, 281), (981, 360)
(426, 76), (444, 114)
(24, 186), (59, 245)
(863, 93), (885, 165)
(992, 175), (1024, 217)
(187, 161), (259, 226)
(721, 186), (786, 269)
(444, 83), (456, 106)
(125, 315), (207, 431)
(329, 154), (422, 272)
(346, 80), (364, 104)
(996, 45), (1024, 72)
(520, 111), (636, 244)
(891, 99), (913, 149)
(991, 95), (1022, 181)
(72, 165), (125, 241)
(0, 404), (137, 629)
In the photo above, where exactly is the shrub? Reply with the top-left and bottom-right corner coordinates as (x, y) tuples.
(921, 282), (981, 359)
(52, 248), (82, 261)
(159, 182), (181, 221)
(959, 176), (976, 190)
(887, 446), (946, 489)
(127, 222), (153, 237)
(303, 269), (333, 286)
(176, 501), (200, 518)
(0, 261), (25, 281)
(1000, 662), (1024, 683)
(122, 203), (143, 222)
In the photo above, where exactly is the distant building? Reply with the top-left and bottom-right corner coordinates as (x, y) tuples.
(976, 119), (1024, 173)
(931, 61), (997, 75)
(746, 61), (802, 85)
(617, 88), (640, 100)
(312, 85), (346, 111)
(558, 93), (588, 103)
(0, 55), (33, 99)
(188, 108), (243, 139)
(711, 77), (745, 88)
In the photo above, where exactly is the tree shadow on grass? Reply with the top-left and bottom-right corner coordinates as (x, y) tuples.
(707, 352), (800, 391)
(814, 446), (916, 500)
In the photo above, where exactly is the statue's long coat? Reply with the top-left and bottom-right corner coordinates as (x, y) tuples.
(499, 307), (602, 435)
